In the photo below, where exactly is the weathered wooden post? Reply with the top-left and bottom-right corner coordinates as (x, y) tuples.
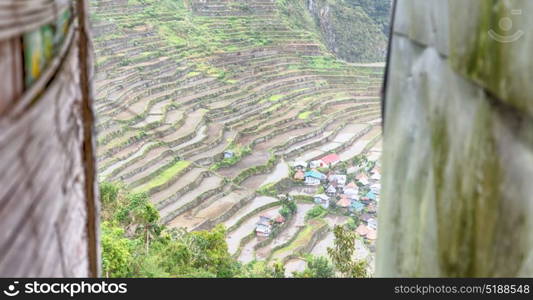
(0, 0), (99, 277)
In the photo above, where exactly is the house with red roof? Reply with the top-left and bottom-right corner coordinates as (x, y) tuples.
(336, 196), (351, 208)
(318, 153), (340, 168)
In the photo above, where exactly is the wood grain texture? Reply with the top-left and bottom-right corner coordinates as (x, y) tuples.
(0, 0), (97, 277)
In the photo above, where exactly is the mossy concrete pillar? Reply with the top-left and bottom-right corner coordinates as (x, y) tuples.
(377, 0), (533, 277)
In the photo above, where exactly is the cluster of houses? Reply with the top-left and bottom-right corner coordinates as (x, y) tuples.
(292, 153), (381, 242)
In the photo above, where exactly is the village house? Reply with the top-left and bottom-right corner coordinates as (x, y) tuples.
(326, 185), (337, 196)
(336, 196), (351, 209)
(256, 223), (271, 237)
(370, 183), (381, 195)
(309, 160), (321, 169)
(350, 200), (365, 213)
(366, 203), (377, 213)
(364, 191), (377, 201)
(305, 170), (326, 186)
(317, 153), (340, 168)
(343, 182), (359, 200)
(294, 170), (305, 181)
(274, 215), (285, 224)
(367, 218), (377, 230)
(314, 194), (330, 209)
(328, 174), (347, 188)
(366, 229), (377, 240)
(356, 224), (377, 241)
(356, 224), (369, 237)
(356, 172), (369, 185)
(256, 215), (273, 237)
(223, 150), (235, 159)
(292, 160), (308, 170)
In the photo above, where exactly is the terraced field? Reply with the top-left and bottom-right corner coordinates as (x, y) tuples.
(91, 0), (383, 273)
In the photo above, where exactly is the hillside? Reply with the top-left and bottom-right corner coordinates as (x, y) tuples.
(289, 0), (390, 62)
(90, 0), (383, 277)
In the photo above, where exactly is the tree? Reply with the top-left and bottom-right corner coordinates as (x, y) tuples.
(294, 255), (335, 278)
(271, 261), (286, 278)
(101, 221), (133, 278)
(279, 198), (297, 218)
(99, 181), (281, 278)
(327, 225), (368, 278)
(306, 205), (327, 221)
(189, 224), (239, 277)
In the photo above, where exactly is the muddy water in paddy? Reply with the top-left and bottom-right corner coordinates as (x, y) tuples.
(254, 126), (317, 151)
(238, 237), (260, 264)
(223, 196), (279, 229)
(338, 127), (381, 161)
(186, 130), (237, 162)
(240, 160), (289, 190)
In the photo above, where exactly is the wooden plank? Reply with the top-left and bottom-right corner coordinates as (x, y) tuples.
(0, 38), (23, 114)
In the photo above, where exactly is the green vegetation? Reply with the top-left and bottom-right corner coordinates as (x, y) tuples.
(293, 255), (335, 278)
(327, 225), (369, 278)
(279, 198), (297, 219)
(257, 183), (277, 196)
(298, 111), (312, 120)
(305, 205), (328, 220)
(305, 56), (345, 69)
(132, 160), (190, 194)
(278, 0), (390, 62)
(100, 185), (371, 278)
(210, 142), (251, 171)
(269, 94), (284, 102)
(100, 182), (289, 278)
(271, 219), (327, 258)
(345, 0), (392, 36)
(92, 0), (383, 278)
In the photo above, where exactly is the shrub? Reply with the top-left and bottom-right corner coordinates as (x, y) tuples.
(345, 217), (358, 231)
(279, 198), (297, 218)
(306, 205), (327, 221)
(293, 256), (335, 278)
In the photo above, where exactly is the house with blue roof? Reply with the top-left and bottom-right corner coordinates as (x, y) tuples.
(365, 191), (377, 201)
(350, 200), (365, 213)
(304, 170), (326, 186)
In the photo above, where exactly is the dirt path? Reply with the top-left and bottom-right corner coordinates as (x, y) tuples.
(240, 160), (289, 190)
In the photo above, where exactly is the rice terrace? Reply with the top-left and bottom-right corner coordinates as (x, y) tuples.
(91, 0), (386, 277)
